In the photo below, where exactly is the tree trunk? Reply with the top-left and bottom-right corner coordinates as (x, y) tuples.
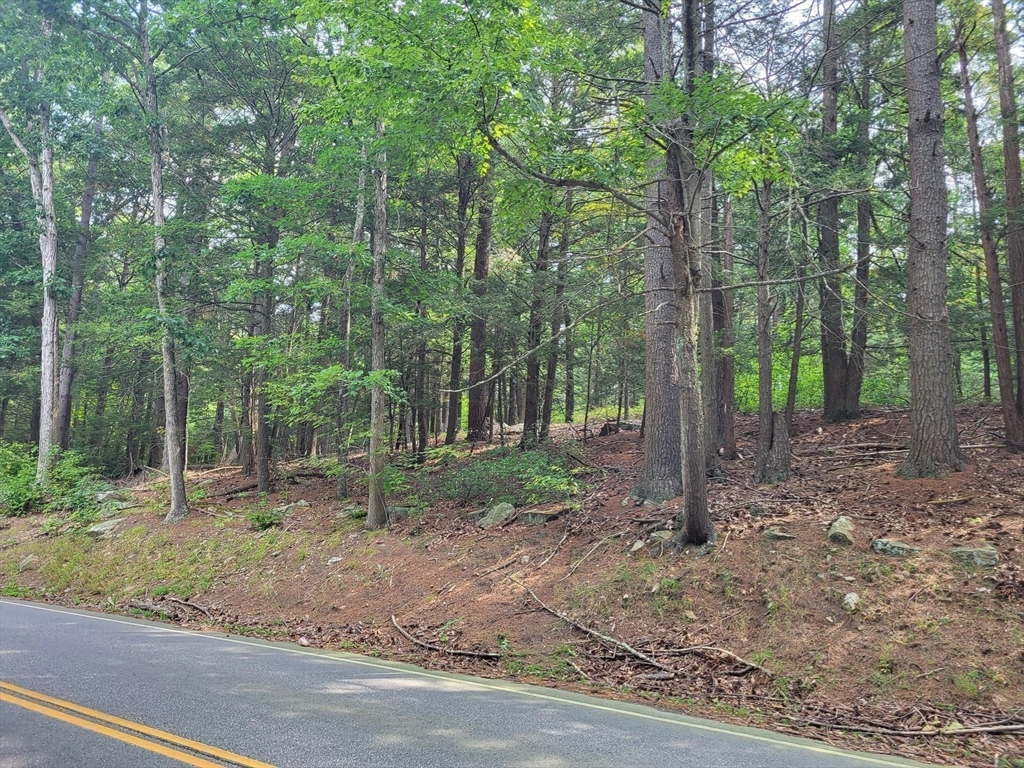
(56, 112), (102, 452)
(415, 216), (429, 462)
(669, 0), (713, 546)
(466, 167), (494, 442)
(366, 123), (389, 530)
(541, 200), (570, 441)
(630, 3), (683, 502)
(719, 197), (737, 459)
(957, 26), (1023, 450)
(445, 154), (473, 444)
(846, 50), (872, 416)
(139, 2), (187, 521)
(991, 0), (1024, 416)
(564, 311), (575, 422)
(337, 142), (367, 498)
(784, 268), (806, 433)
(817, 0), (853, 422)
(754, 182), (790, 484)
(897, 0), (965, 478)
(520, 211), (553, 450)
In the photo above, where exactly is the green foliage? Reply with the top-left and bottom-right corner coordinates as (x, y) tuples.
(246, 504), (285, 531)
(435, 448), (579, 506)
(0, 444), (42, 516)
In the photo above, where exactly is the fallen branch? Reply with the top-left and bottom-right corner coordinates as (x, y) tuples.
(127, 600), (173, 618)
(163, 596), (213, 620)
(390, 615), (501, 659)
(513, 579), (676, 674)
(783, 716), (1024, 737)
(535, 527), (572, 569)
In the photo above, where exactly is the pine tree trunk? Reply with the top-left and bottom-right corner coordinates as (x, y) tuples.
(366, 123), (389, 530)
(520, 211), (553, 450)
(719, 198), (737, 459)
(754, 182), (790, 484)
(466, 168), (494, 442)
(631, 3), (683, 502)
(898, 0), (965, 478)
(445, 154), (473, 444)
(957, 28), (1024, 450)
(991, 0), (1024, 416)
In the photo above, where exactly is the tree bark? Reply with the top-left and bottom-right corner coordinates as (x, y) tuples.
(521, 210), (553, 450)
(630, 3), (683, 502)
(466, 167), (494, 442)
(897, 0), (965, 478)
(445, 154), (473, 444)
(719, 197), (737, 459)
(541, 201), (570, 441)
(366, 122), (389, 530)
(784, 267), (806, 433)
(957, 26), (1023, 450)
(137, 1), (187, 520)
(754, 182), (790, 484)
(991, 0), (1024, 416)
(817, 0), (854, 422)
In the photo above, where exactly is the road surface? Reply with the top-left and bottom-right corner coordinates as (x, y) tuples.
(0, 599), (933, 767)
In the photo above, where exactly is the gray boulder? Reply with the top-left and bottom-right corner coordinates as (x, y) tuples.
(85, 518), (126, 539)
(949, 545), (999, 568)
(871, 539), (921, 557)
(478, 502), (515, 529)
(827, 516), (855, 545)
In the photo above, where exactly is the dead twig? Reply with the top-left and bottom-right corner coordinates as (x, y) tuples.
(560, 530), (628, 581)
(390, 615), (501, 659)
(535, 527), (572, 570)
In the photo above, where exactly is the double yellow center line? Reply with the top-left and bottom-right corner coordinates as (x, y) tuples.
(0, 680), (276, 768)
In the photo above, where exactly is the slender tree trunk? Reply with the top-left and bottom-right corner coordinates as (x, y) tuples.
(784, 268), (806, 433)
(0, 27), (58, 483)
(521, 211), (553, 450)
(957, 27), (1023, 449)
(991, 0), (1024, 416)
(753, 182), (790, 484)
(366, 123), (389, 530)
(631, 3), (683, 502)
(138, 2), (187, 520)
(415, 216), (429, 462)
(720, 197), (737, 459)
(337, 142), (367, 498)
(846, 54), (872, 416)
(898, 0), (965, 478)
(976, 266), (991, 402)
(56, 113), (102, 452)
(445, 154), (473, 444)
(541, 198), (571, 441)
(564, 311), (575, 422)
(669, 0), (713, 546)
(466, 167), (494, 442)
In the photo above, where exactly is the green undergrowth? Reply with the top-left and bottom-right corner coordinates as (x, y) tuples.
(0, 444), (112, 525)
(433, 446), (581, 506)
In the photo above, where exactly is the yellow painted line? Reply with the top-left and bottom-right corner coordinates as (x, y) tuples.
(0, 600), (929, 768)
(0, 682), (275, 768)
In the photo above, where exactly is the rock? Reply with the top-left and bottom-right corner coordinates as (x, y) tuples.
(336, 503), (365, 520)
(387, 506), (415, 519)
(272, 499), (309, 515)
(520, 508), (562, 525)
(650, 530), (674, 541)
(842, 592), (860, 612)
(18, 554), (38, 572)
(630, 540), (646, 552)
(297, 636), (310, 647)
(827, 516), (855, 545)
(477, 502), (515, 529)
(95, 490), (129, 504)
(85, 518), (126, 539)
(764, 527), (796, 541)
(949, 545), (999, 568)
(871, 538), (921, 557)
(327, 557), (343, 566)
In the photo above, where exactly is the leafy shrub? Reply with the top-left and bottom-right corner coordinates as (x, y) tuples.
(436, 448), (579, 506)
(247, 505), (284, 531)
(0, 445), (109, 524)
(0, 443), (42, 516)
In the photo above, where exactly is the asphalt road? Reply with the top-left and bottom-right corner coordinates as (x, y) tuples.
(0, 599), (934, 768)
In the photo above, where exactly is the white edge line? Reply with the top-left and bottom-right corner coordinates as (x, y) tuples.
(0, 600), (935, 768)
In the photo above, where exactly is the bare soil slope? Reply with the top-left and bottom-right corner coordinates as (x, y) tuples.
(2, 407), (1022, 767)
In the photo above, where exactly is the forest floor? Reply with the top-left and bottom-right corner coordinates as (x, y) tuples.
(1, 406), (1023, 767)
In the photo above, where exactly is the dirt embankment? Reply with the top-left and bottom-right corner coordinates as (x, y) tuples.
(2, 407), (1022, 767)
